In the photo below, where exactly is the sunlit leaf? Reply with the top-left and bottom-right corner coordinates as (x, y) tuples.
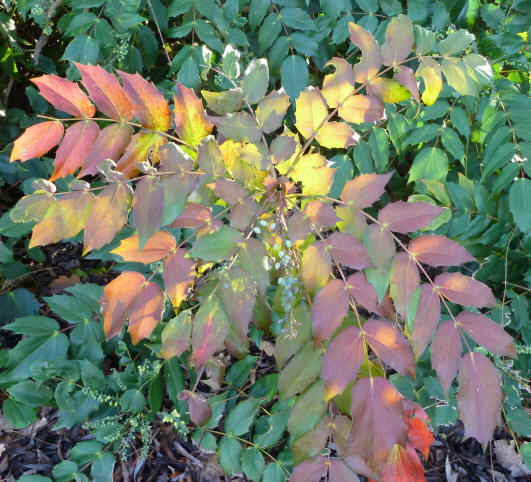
(83, 182), (133, 253)
(50, 120), (99, 181)
(173, 82), (213, 148)
(210, 111), (263, 143)
(347, 272), (383, 316)
(10, 193), (53, 223)
(163, 248), (195, 309)
(192, 294), (230, 366)
(381, 15), (414, 67)
(390, 252), (420, 318)
(311, 279), (349, 344)
(348, 22), (382, 82)
(379, 201), (444, 233)
(368, 78), (411, 103)
(79, 123), (133, 177)
(409, 284), (440, 359)
(160, 310), (192, 359)
(396, 66), (420, 102)
(417, 57), (442, 106)
(119, 71), (171, 131)
(10, 121), (64, 163)
(431, 321), (461, 396)
(241, 58), (269, 104)
(457, 312), (516, 359)
(381, 444), (425, 482)
(322, 57), (356, 108)
(111, 231), (176, 264)
(115, 132), (167, 178)
(30, 191), (93, 248)
(346, 377), (406, 468)
(128, 281), (165, 344)
(189, 227), (242, 262)
(318, 122), (359, 149)
(295, 87), (328, 140)
(435, 272), (496, 308)
(327, 232), (373, 270)
(76, 62), (133, 120)
(364, 319), (415, 377)
(133, 174), (164, 249)
(31, 74), (95, 117)
(301, 241), (332, 295)
(441, 57), (479, 97)
(457, 352), (502, 447)
(339, 94), (385, 124)
(290, 153), (336, 196)
(340, 172), (393, 208)
(197, 135), (225, 178)
(256, 90), (291, 134)
(409, 235), (474, 266)
(322, 326), (364, 400)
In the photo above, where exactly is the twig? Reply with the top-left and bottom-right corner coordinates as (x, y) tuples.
(33, 0), (62, 65)
(146, 0), (172, 66)
(173, 441), (204, 469)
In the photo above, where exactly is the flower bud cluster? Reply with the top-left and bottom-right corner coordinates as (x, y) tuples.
(82, 387), (120, 407)
(161, 409), (188, 436)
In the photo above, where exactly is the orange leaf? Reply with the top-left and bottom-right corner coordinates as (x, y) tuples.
(339, 94), (385, 124)
(381, 444), (425, 482)
(340, 172), (393, 208)
(101, 271), (145, 340)
(119, 71), (171, 131)
(171, 203), (212, 229)
(115, 132), (167, 178)
(83, 182), (133, 254)
(80, 123), (133, 177)
(322, 57), (356, 108)
(128, 281), (165, 344)
(10, 121), (64, 163)
(31, 75), (95, 117)
(173, 82), (213, 147)
(50, 120), (99, 181)
(76, 62), (133, 121)
(111, 231), (176, 263)
(163, 248), (195, 309)
(406, 418), (433, 460)
(30, 190), (93, 248)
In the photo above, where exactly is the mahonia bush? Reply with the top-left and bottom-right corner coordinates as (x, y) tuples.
(9, 15), (515, 481)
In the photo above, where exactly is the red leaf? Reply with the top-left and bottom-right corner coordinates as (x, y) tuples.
(406, 417), (433, 460)
(378, 201), (444, 233)
(111, 231), (176, 264)
(409, 284), (440, 359)
(287, 211), (311, 243)
(10, 121), (64, 163)
(128, 281), (165, 344)
(178, 390), (212, 426)
(340, 172), (393, 208)
(457, 352), (502, 447)
(349, 23), (382, 83)
(79, 123), (133, 176)
(390, 252), (420, 318)
(290, 456), (327, 482)
(381, 444), (425, 482)
(119, 71), (171, 131)
(311, 279), (349, 344)
(346, 377), (407, 469)
(304, 200), (340, 226)
(133, 175), (164, 249)
(409, 235), (474, 267)
(457, 312), (516, 358)
(171, 203), (212, 228)
(83, 182), (133, 254)
(339, 94), (385, 124)
(101, 271), (145, 340)
(435, 272), (496, 308)
(31, 75), (95, 117)
(327, 232), (373, 270)
(347, 272), (382, 315)
(76, 63), (133, 120)
(174, 82), (213, 147)
(364, 319), (416, 377)
(163, 248), (195, 309)
(322, 326), (364, 400)
(396, 66), (420, 102)
(191, 295), (230, 367)
(50, 120), (99, 181)
(207, 178), (248, 205)
(431, 321), (461, 396)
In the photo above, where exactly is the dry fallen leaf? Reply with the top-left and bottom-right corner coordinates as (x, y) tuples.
(493, 439), (530, 477)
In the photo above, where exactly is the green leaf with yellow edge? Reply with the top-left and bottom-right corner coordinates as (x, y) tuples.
(202, 88), (245, 114)
(210, 112), (262, 143)
(287, 379), (327, 441)
(189, 227), (242, 262)
(174, 82), (213, 148)
(441, 58), (479, 97)
(279, 341), (322, 400)
(160, 310), (192, 359)
(417, 57), (442, 106)
(368, 78), (411, 103)
(30, 191), (93, 248)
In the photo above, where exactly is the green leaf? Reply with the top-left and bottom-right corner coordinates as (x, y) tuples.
(61, 35), (100, 64)
(177, 57), (200, 89)
(91, 452), (115, 482)
(509, 178), (531, 233)
(409, 147), (448, 183)
(189, 227), (242, 262)
(226, 355), (258, 388)
(259, 13), (282, 54)
(218, 436), (242, 475)
(52, 460), (79, 482)
(450, 106), (470, 138)
(279, 7), (316, 31)
(149, 374), (163, 414)
(281, 55), (308, 100)
(70, 440), (104, 465)
(263, 463), (286, 482)
(438, 29), (475, 56)
(249, 0), (270, 29)
(369, 127), (389, 173)
(120, 389), (146, 413)
(241, 447), (265, 481)
(241, 58), (269, 105)
(8, 381), (53, 406)
(254, 406), (290, 448)
(225, 398), (261, 436)
(64, 12), (97, 37)
(287, 380), (327, 441)
(3, 397), (37, 428)
(211, 112), (262, 143)
(441, 127), (465, 162)
(507, 408), (531, 437)
(278, 341), (322, 400)
(18, 477), (52, 482)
